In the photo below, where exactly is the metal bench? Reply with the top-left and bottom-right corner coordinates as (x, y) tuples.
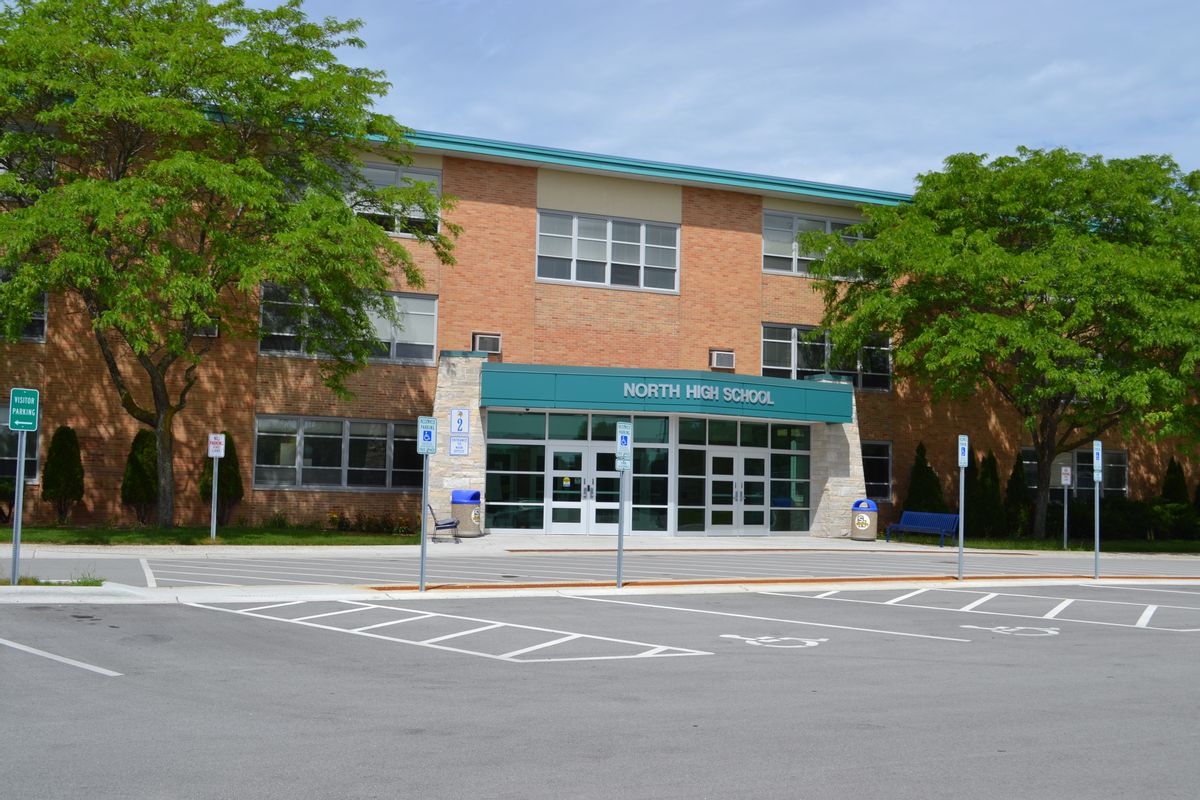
(427, 504), (460, 543)
(885, 511), (959, 547)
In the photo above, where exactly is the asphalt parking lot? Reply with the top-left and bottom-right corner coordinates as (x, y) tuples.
(4, 582), (1199, 799)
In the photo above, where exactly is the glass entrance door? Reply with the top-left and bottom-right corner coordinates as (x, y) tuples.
(547, 445), (621, 534)
(707, 450), (769, 535)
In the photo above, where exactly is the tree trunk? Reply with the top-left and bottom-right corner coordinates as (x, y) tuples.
(1030, 419), (1059, 540)
(152, 391), (177, 530)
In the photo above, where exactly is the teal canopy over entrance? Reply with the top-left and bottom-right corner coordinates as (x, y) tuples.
(479, 363), (852, 423)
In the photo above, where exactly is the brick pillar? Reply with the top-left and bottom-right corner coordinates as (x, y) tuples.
(808, 394), (866, 537)
(427, 351), (488, 524)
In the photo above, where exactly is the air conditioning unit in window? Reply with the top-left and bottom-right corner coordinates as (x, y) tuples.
(709, 349), (736, 369)
(473, 333), (502, 354)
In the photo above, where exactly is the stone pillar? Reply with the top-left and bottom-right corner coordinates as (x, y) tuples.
(427, 351), (488, 523)
(808, 394), (866, 537)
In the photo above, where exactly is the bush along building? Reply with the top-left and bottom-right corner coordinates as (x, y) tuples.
(0, 131), (1186, 536)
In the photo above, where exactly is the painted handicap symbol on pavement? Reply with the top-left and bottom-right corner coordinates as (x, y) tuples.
(961, 625), (1060, 637)
(721, 634), (828, 648)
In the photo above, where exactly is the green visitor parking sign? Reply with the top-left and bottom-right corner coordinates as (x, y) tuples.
(8, 388), (39, 431)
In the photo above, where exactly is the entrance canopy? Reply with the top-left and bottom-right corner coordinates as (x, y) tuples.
(480, 364), (852, 424)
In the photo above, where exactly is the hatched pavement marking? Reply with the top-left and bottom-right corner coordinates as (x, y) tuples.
(762, 587), (1200, 632)
(186, 600), (711, 663)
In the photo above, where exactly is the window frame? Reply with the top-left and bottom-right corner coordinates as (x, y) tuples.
(536, 209), (680, 294)
(1019, 446), (1129, 499)
(0, 406), (40, 483)
(761, 324), (892, 391)
(259, 285), (438, 366)
(763, 210), (866, 276)
(355, 162), (442, 239)
(861, 441), (892, 502)
(252, 415), (421, 492)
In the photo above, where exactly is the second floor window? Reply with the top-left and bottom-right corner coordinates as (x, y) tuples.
(763, 211), (865, 276)
(356, 163), (441, 237)
(762, 324), (891, 390)
(537, 211), (679, 292)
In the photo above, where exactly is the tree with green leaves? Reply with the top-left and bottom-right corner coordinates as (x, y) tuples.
(199, 430), (244, 526)
(805, 148), (1200, 538)
(0, 0), (457, 527)
(121, 430), (158, 525)
(41, 425), (84, 523)
(902, 442), (948, 514)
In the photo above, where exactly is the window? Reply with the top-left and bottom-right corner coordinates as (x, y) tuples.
(0, 272), (47, 341)
(253, 416), (421, 490)
(1019, 447), (1128, 498)
(536, 211), (678, 292)
(762, 325), (891, 390)
(0, 410), (39, 482)
(862, 442), (892, 502)
(763, 211), (866, 275)
(356, 163), (441, 237)
(260, 285), (437, 364)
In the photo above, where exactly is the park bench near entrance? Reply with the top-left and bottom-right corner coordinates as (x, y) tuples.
(884, 511), (959, 546)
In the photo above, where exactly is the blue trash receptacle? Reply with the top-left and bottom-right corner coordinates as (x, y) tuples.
(850, 499), (879, 541)
(451, 490), (484, 537)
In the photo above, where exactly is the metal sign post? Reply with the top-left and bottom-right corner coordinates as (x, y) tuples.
(417, 416), (438, 591)
(615, 421), (633, 588)
(207, 433), (226, 541)
(1093, 440), (1102, 579)
(8, 388), (39, 586)
(1061, 466), (1072, 550)
(957, 435), (968, 581)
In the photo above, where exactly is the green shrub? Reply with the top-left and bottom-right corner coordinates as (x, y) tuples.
(0, 478), (14, 524)
(41, 425), (85, 524)
(1161, 458), (1189, 504)
(264, 511), (289, 529)
(1003, 458), (1032, 536)
(1146, 498), (1199, 541)
(976, 451), (1005, 537)
(902, 442), (948, 513)
(198, 430), (244, 526)
(120, 430), (157, 524)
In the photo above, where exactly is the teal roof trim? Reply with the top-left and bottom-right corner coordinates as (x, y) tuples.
(404, 130), (910, 207)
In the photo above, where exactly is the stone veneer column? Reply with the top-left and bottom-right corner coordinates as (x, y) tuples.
(426, 351), (488, 524)
(808, 394), (866, 537)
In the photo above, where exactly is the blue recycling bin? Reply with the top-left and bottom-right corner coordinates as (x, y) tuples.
(850, 498), (878, 541)
(451, 489), (484, 537)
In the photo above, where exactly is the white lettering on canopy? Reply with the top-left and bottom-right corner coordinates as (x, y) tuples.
(623, 382), (774, 406)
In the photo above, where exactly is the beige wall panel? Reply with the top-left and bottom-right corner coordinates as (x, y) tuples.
(538, 169), (682, 223)
(763, 196), (862, 222)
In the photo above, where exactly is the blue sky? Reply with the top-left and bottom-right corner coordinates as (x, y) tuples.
(284, 0), (1200, 193)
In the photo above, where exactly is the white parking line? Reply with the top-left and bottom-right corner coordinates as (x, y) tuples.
(352, 613), (436, 633)
(885, 588), (929, 605)
(1135, 606), (1159, 628)
(1043, 599), (1075, 619)
(959, 593), (997, 612)
(0, 636), (122, 677)
(293, 606), (373, 622)
(1081, 584), (1200, 599)
(571, 595), (972, 642)
(420, 623), (504, 644)
(139, 558), (157, 588)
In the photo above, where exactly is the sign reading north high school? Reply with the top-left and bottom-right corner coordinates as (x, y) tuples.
(623, 382), (774, 406)
(8, 388), (39, 431)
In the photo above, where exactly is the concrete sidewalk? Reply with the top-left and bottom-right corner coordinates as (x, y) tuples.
(8, 532), (946, 560)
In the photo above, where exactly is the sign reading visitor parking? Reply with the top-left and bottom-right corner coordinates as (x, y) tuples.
(417, 416), (437, 455)
(616, 422), (632, 459)
(450, 408), (470, 435)
(8, 388), (39, 431)
(957, 435), (969, 468)
(207, 433), (226, 458)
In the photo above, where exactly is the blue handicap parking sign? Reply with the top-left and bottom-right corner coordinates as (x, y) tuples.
(423, 430), (433, 441)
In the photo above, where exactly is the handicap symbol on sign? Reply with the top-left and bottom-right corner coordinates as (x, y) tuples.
(961, 625), (1060, 637)
(720, 634), (828, 648)
(422, 431), (432, 441)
